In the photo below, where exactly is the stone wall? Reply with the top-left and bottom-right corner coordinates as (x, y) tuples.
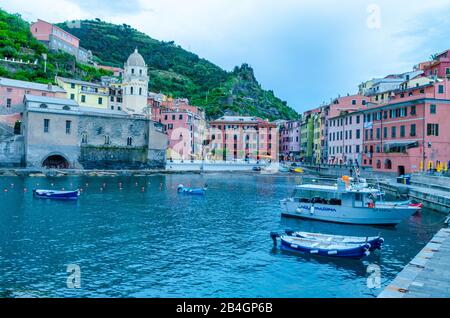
(78, 114), (148, 148)
(79, 146), (150, 170)
(0, 135), (24, 167)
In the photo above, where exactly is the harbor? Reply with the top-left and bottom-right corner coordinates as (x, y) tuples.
(0, 173), (447, 298)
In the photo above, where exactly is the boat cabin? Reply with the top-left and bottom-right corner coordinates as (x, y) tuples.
(291, 184), (379, 208)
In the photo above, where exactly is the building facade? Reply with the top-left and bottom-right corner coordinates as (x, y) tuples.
(278, 120), (301, 161)
(151, 97), (207, 160)
(208, 116), (278, 162)
(361, 79), (450, 175)
(327, 111), (364, 166)
(30, 19), (92, 63)
(56, 77), (109, 110)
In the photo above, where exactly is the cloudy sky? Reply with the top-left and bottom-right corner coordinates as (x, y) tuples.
(2, 0), (450, 113)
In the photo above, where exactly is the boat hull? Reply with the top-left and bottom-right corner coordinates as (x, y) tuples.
(281, 200), (419, 226)
(279, 237), (370, 259)
(287, 231), (384, 251)
(33, 190), (79, 200)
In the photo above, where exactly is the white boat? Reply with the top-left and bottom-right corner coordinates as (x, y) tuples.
(280, 180), (421, 226)
(284, 230), (384, 251)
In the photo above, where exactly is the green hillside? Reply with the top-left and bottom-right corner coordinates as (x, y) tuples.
(56, 19), (299, 120)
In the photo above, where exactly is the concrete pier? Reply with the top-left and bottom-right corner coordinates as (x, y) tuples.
(378, 228), (450, 298)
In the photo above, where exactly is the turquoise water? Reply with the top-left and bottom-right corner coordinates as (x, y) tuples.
(0, 174), (446, 298)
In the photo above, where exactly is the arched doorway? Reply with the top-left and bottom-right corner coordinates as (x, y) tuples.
(42, 155), (69, 169)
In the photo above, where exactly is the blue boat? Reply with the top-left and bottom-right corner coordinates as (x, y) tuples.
(177, 184), (207, 196)
(271, 233), (371, 259)
(285, 230), (384, 251)
(33, 189), (80, 200)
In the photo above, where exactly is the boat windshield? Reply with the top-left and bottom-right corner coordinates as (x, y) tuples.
(292, 188), (342, 206)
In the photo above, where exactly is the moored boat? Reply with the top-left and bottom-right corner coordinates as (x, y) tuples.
(280, 179), (421, 226)
(177, 184), (207, 195)
(284, 230), (384, 251)
(33, 189), (80, 200)
(271, 233), (371, 259)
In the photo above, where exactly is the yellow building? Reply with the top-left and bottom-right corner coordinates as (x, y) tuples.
(56, 76), (109, 109)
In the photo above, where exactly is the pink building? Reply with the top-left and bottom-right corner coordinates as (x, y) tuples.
(362, 79), (450, 175)
(322, 94), (368, 163)
(327, 111), (364, 165)
(417, 49), (450, 78)
(150, 97), (207, 160)
(209, 116), (278, 162)
(328, 94), (368, 118)
(279, 120), (301, 161)
(30, 19), (91, 63)
(0, 77), (66, 129)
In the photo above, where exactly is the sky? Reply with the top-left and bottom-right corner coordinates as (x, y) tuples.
(2, 0), (450, 113)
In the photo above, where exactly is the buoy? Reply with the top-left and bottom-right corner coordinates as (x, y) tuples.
(24, 188), (27, 192)
(4, 189), (8, 192)
(141, 187), (145, 192)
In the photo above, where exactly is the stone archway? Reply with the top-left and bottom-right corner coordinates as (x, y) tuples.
(42, 154), (70, 169)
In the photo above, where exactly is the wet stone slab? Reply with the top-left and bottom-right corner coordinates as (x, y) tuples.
(378, 228), (450, 298)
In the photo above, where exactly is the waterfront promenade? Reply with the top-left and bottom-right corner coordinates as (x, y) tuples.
(378, 228), (450, 298)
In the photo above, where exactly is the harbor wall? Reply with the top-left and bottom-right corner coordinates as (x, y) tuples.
(166, 161), (267, 172)
(0, 135), (24, 167)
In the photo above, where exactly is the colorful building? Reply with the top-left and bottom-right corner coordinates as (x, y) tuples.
(417, 49), (450, 78)
(56, 77), (110, 110)
(150, 97), (207, 160)
(208, 116), (278, 162)
(327, 110), (364, 166)
(361, 79), (450, 175)
(278, 120), (301, 161)
(30, 19), (92, 63)
(300, 111), (315, 163)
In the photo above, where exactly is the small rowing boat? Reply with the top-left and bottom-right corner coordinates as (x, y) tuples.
(271, 233), (371, 259)
(33, 189), (80, 200)
(177, 184), (207, 195)
(285, 230), (384, 251)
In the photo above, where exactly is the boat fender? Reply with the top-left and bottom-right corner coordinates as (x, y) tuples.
(328, 250), (338, 255)
(364, 250), (371, 257)
(291, 244), (299, 249)
(310, 250), (319, 254)
(310, 205), (315, 215)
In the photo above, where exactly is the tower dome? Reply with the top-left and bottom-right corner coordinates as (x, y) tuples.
(126, 48), (146, 67)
